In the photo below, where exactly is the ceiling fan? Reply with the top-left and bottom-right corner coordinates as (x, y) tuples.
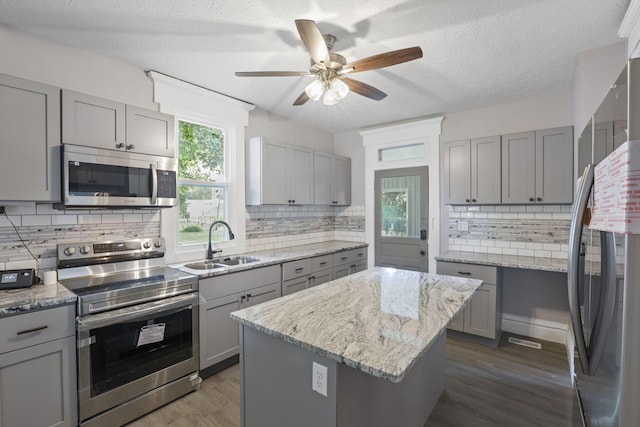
(235, 19), (423, 106)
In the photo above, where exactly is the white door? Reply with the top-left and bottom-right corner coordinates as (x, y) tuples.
(374, 167), (429, 271)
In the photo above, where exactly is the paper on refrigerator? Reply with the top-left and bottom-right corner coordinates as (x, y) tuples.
(591, 141), (640, 234)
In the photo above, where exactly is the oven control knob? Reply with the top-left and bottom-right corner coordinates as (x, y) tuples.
(143, 241), (151, 249)
(64, 247), (76, 256)
(79, 245), (91, 255)
(154, 240), (163, 248)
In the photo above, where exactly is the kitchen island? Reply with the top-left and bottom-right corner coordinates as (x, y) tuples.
(231, 267), (482, 427)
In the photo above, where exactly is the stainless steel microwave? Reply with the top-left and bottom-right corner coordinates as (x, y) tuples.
(59, 144), (177, 209)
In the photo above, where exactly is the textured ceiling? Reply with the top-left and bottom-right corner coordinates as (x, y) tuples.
(0, 0), (630, 133)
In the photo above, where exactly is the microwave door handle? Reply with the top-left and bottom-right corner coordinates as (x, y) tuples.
(150, 163), (158, 205)
(77, 292), (198, 331)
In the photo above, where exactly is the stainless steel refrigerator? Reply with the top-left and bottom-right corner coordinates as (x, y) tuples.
(569, 59), (640, 427)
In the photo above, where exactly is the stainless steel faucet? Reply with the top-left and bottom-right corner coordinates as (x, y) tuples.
(207, 220), (235, 259)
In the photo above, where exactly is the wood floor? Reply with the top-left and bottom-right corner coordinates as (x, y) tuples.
(128, 333), (581, 427)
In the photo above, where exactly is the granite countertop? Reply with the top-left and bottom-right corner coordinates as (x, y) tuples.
(437, 251), (569, 273)
(0, 283), (77, 318)
(231, 267), (482, 383)
(172, 240), (368, 278)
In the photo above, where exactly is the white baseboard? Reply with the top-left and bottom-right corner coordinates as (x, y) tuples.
(502, 314), (568, 344)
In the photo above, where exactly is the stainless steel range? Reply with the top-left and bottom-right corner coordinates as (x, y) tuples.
(58, 238), (200, 427)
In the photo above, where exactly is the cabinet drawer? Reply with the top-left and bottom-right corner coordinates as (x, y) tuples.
(333, 247), (367, 267)
(310, 255), (333, 272)
(199, 265), (281, 301)
(436, 261), (497, 284)
(282, 258), (312, 281)
(0, 305), (75, 355)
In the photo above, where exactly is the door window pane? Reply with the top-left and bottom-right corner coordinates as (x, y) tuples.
(380, 175), (421, 238)
(378, 143), (424, 162)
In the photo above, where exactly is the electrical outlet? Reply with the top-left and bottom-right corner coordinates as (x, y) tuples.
(312, 362), (328, 397)
(457, 220), (469, 231)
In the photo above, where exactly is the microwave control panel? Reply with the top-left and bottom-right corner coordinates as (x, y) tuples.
(157, 170), (177, 198)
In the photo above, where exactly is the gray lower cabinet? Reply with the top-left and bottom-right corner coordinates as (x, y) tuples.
(199, 265), (281, 370)
(436, 261), (502, 340)
(282, 254), (333, 296)
(332, 247), (367, 279)
(0, 304), (77, 427)
(0, 73), (61, 202)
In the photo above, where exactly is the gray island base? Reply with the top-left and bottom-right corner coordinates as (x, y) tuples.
(231, 267), (482, 427)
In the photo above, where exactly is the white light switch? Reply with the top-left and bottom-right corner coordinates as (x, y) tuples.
(312, 362), (328, 397)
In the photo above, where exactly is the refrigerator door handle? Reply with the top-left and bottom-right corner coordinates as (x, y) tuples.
(587, 231), (617, 375)
(568, 164), (594, 375)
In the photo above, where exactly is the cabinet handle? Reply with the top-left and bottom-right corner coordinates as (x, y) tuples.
(472, 199), (477, 203)
(246, 293), (252, 299)
(16, 325), (48, 335)
(465, 199), (470, 203)
(115, 143), (125, 149)
(457, 271), (472, 276)
(126, 144), (136, 150)
(319, 262), (327, 266)
(292, 200), (295, 204)
(529, 197), (535, 202)
(295, 267), (304, 273)
(537, 197), (543, 202)
(240, 295), (246, 301)
(340, 257), (348, 261)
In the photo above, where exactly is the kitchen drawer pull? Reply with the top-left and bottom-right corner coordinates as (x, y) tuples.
(295, 267), (304, 273)
(16, 325), (48, 335)
(340, 257), (348, 261)
(319, 262), (327, 266)
(457, 271), (472, 276)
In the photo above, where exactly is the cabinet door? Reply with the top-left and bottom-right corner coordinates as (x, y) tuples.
(288, 145), (314, 204)
(125, 105), (175, 157)
(0, 74), (61, 202)
(332, 265), (350, 280)
(332, 156), (351, 205)
(0, 336), (76, 427)
(246, 282), (281, 306)
(283, 276), (309, 296)
(200, 293), (241, 369)
(463, 283), (497, 339)
(534, 126), (573, 204)
(442, 140), (471, 204)
(313, 151), (333, 205)
(310, 270), (332, 287)
(447, 311), (464, 332)
(61, 89), (126, 150)
(471, 136), (501, 204)
(261, 139), (289, 204)
(501, 131), (535, 204)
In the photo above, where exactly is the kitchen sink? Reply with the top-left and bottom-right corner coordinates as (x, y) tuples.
(184, 256), (261, 270)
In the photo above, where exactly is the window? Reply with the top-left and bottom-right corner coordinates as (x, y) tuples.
(177, 119), (229, 246)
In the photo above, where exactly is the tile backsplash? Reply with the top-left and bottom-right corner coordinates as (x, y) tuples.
(0, 203), (160, 273)
(245, 205), (365, 252)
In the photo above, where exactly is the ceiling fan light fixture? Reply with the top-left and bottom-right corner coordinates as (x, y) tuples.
(331, 78), (349, 99)
(304, 79), (324, 101)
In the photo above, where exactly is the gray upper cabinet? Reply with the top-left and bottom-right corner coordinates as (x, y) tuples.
(246, 137), (314, 205)
(443, 137), (500, 205)
(62, 89), (174, 157)
(0, 74), (61, 202)
(314, 151), (351, 206)
(502, 126), (573, 204)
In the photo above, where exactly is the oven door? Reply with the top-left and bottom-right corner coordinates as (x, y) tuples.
(76, 292), (199, 422)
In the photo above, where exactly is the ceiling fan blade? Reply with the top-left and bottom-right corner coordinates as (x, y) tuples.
(341, 77), (387, 101)
(293, 91), (310, 106)
(295, 19), (330, 66)
(235, 71), (312, 77)
(341, 46), (423, 74)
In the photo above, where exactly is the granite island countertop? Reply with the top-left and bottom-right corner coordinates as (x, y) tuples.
(0, 283), (77, 318)
(173, 240), (368, 278)
(231, 267), (482, 383)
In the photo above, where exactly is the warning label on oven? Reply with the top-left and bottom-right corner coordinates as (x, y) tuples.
(137, 323), (166, 347)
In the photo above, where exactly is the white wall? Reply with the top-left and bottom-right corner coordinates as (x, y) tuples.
(333, 130), (365, 206)
(441, 89), (573, 142)
(0, 24), (155, 109)
(246, 108), (333, 152)
(572, 41), (628, 138)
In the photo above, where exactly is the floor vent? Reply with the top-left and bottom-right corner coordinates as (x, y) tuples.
(508, 337), (542, 349)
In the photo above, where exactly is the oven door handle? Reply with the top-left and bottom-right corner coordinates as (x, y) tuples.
(77, 292), (198, 332)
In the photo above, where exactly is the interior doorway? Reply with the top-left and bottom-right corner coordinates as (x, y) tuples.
(374, 166), (429, 271)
